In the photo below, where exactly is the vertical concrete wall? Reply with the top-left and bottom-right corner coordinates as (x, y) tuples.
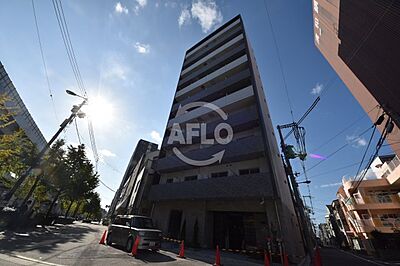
(243, 32), (306, 260)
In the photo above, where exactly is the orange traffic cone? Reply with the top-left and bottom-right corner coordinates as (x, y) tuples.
(283, 253), (289, 266)
(214, 245), (221, 266)
(131, 235), (140, 257)
(264, 251), (270, 266)
(314, 246), (322, 266)
(177, 240), (185, 258)
(99, 230), (107, 245)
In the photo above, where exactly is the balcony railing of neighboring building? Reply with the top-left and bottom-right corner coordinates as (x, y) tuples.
(351, 217), (400, 234)
(385, 155), (400, 185)
(148, 172), (274, 201)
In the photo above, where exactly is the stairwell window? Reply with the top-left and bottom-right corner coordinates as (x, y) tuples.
(184, 175), (197, 181)
(239, 168), (260, 175)
(211, 171), (228, 178)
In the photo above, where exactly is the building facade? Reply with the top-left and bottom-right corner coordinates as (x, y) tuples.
(312, 0), (400, 157)
(108, 139), (158, 217)
(337, 155), (400, 257)
(148, 15), (305, 260)
(0, 61), (46, 151)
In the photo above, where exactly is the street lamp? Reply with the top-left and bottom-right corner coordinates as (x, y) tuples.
(298, 180), (311, 185)
(3, 90), (88, 203)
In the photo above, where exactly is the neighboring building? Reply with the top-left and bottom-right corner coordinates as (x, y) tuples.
(312, 0), (400, 157)
(148, 15), (305, 261)
(115, 149), (159, 216)
(0, 61), (46, 151)
(337, 155), (400, 258)
(108, 139), (158, 217)
(318, 223), (335, 247)
(325, 200), (350, 248)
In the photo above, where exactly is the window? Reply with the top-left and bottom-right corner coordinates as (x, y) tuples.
(378, 214), (399, 227)
(211, 171), (228, 178)
(184, 175), (197, 181)
(376, 193), (392, 203)
(239, 168), (260, 175)
(166, 178), (173, 183)
(132, 217), (155, 229)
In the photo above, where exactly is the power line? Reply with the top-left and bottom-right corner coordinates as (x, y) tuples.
(310, 105), (379, 154)
(352, 118), (393, 192)
(100, 159), (122, 174)
(306, 126), (374, 173)
(51, 0), (87, 96)
(32, 0), (59, 122)
(74, 118), (81, 144)
(99, 179), (116, 193)
(305, 161), (361, 179)
(263, 0), (295, 122)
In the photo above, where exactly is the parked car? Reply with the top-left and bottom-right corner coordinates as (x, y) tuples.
(107, 215), (162, 252)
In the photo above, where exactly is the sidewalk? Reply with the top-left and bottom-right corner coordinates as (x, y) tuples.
(161, 241), (282, 266)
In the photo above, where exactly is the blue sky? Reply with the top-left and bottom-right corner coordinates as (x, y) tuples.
(0, 0), (392, 223)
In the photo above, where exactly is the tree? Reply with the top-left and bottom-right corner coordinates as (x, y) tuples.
(82, 192), (101, 220)
(0, 93), (37, 185)
(63, 144), (99, 217)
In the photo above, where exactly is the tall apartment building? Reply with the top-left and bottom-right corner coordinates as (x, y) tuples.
(0, 61), (46, 151)
(108, 139), (158, 217)
(148, 15), (305, 260)
(312, 0), (400, 156)
(337, 155), (400, 257)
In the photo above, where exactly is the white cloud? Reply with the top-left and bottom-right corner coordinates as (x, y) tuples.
(115, 2), (129, 14)
(311, 83), (323, 95)
(191, 0), (223, 33)
(103, 56), (129, 81)
(346, 135), (367, 148)
(99, 149), (117, 157)
(136, 0), (147, 7)
(134, 0), (147, 14)
(320, 182), (342, 188)
(150, 130), (163, 144)
(178, 8), (192, 28)
(134, 42), (150, 54)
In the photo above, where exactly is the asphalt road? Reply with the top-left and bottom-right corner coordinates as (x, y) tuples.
(319, 247), (400, 266)
(0, 222), (263, 266)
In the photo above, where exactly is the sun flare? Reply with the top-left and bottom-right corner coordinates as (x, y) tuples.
(85, 96), (114, 126)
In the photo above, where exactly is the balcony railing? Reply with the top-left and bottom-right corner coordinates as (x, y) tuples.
(350, 218), (400, 233)
(148, 172), (274, 201)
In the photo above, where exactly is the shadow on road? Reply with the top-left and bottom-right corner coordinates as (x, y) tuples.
(0, 222), (99, 255)
(108, 244), (176, 263)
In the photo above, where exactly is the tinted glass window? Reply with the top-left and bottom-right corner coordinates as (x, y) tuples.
(132, 217), (154, 229)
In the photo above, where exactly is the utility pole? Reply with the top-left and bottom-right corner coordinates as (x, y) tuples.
(277, 123), (314, 255)
(3, 95), (87, 202)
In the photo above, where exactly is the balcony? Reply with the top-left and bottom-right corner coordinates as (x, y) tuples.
(179, 42), (246, 89)
(155, 135), (265, 173)
(163, 105), (259, 149)
(184, 18), (242, 66)
(171, 69), (251, 115)
(168, 85), (254, 128)
(175, 55), (248, 100)
(148, 172), (274, 201)
(180, 34), (245, 78)
(350, 218), (400, 234)
(386, 156), (400, 185)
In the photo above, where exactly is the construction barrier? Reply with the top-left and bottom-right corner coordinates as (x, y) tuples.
(177, 240), (186, 258)
(130, 235), (140, 257)
(99, 230), (107, 245)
